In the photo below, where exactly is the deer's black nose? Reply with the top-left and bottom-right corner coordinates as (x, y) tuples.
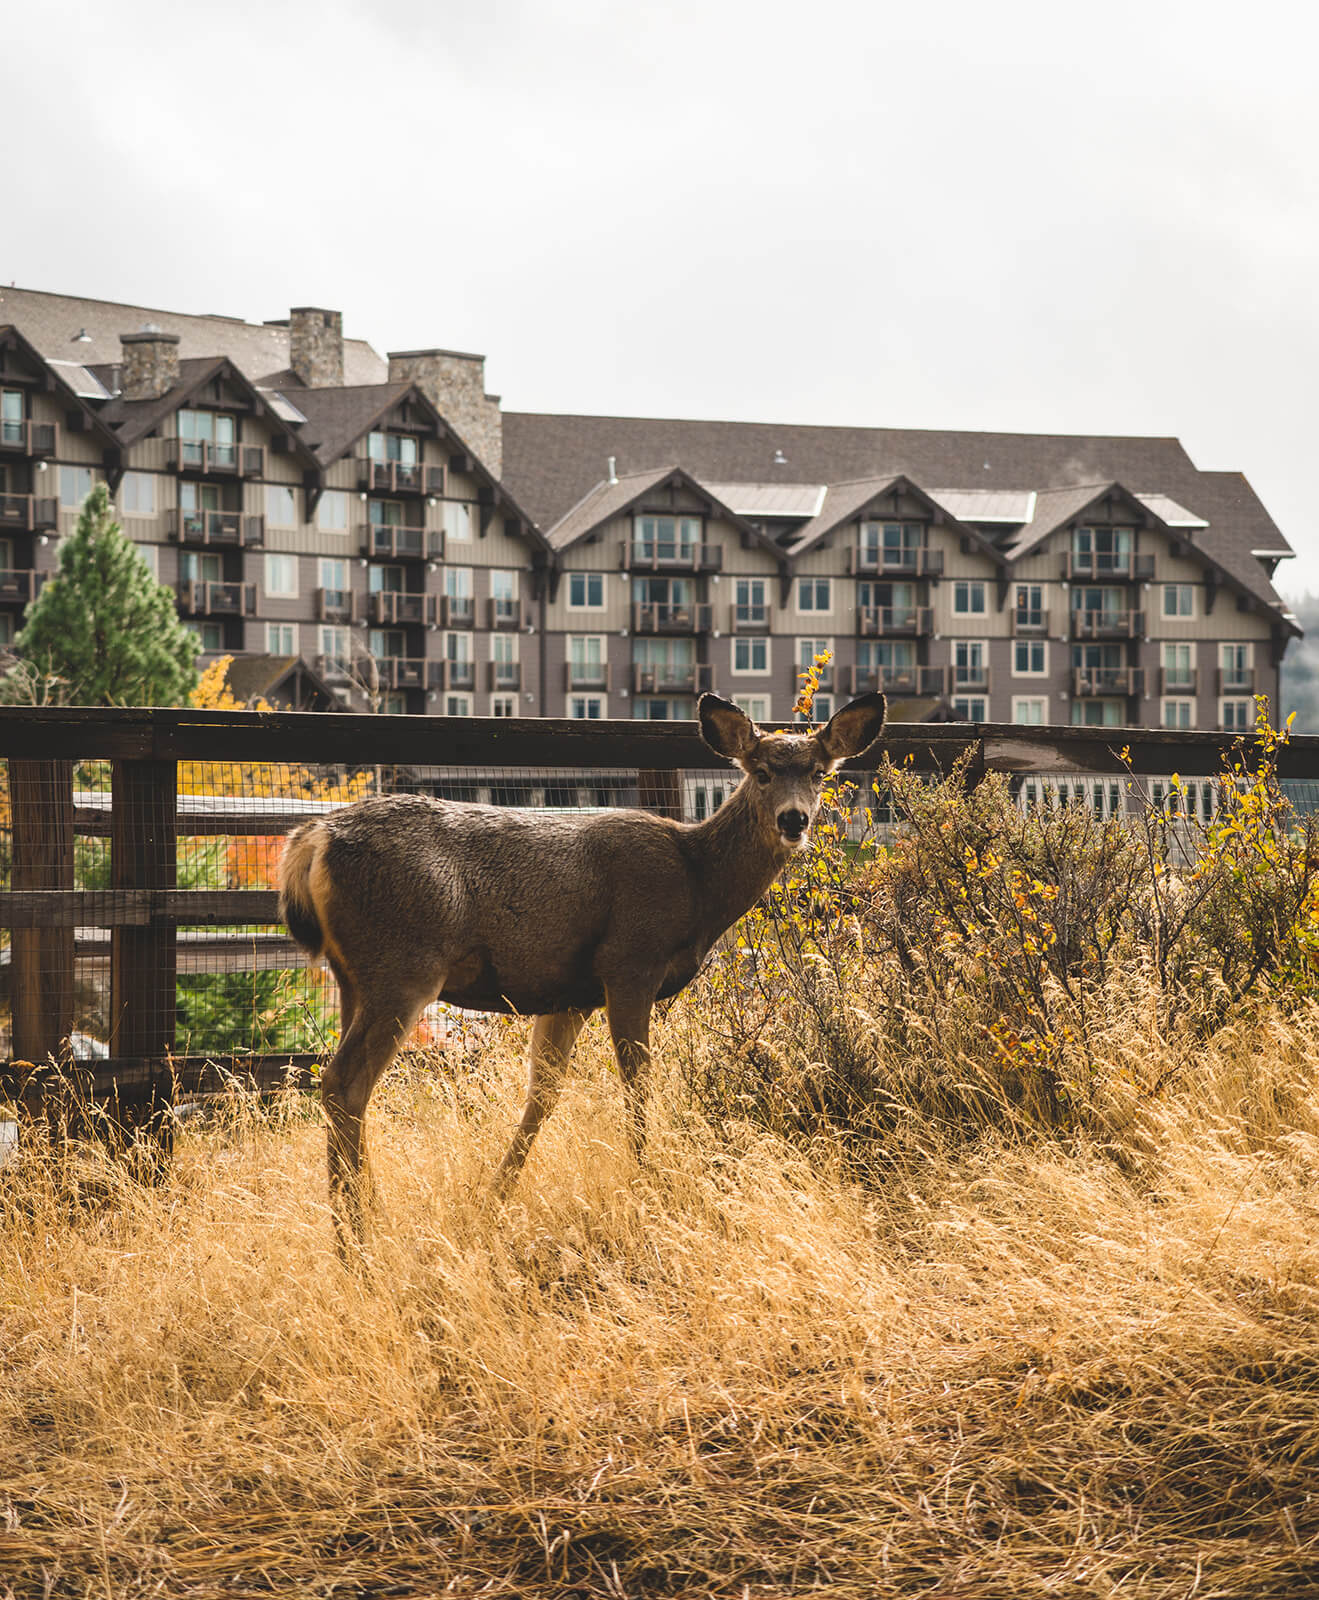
(778, 808), (809, 840)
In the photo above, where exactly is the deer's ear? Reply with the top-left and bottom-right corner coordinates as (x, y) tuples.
(698, 693), (759, 762)
(817, 692), (886, 768)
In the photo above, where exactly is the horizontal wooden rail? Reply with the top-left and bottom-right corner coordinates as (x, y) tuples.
(0, 890), (279, 928)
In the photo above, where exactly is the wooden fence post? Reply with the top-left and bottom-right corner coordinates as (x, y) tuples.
(109, 758), (178, 1108)
(10, 759), (75, 1069)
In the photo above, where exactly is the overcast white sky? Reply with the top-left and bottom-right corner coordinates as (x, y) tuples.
(7, 0), (1318, 592)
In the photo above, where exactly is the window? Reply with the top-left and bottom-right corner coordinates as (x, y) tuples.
(317, 491), (349, 532)
(571, 696), (605, 719)
(734, 578), (768, 627)
(804, 694), (834, 722)
(368, 562), (403, 595)
(1070, 700), (1125, 727)
(953, 695), (988, 723)
(861, 520), (924, 569)
(178, 408), (236, 467)
(1161, 642), (1195, 689)
(0, 390), (22, 445)
(1163, 583), (1194, 618)
(445, 566), (472, 599)
(180, 550), (222, 583)
(1219, 642), (1253, 690)
(445, 631), (472, 665)
(319, 557), (348, 591)
(1013, 697), (1047, 725)
(1013, 640), (1047, 676)
(443, 501), (472, 543)
(133, 541), (158, 579)
(796, 576), (831, 613)
(733, 636), (769, 674)
(1221, 698), (1253, 732)
(445, 694), (473, 717)
(1072, 526), (1133, 575)
(318, 626), (351, 673)
(733, 696), (771, 723)
(120, 472), (156, 515)
(953, 580), (986, 615)
(267, 623), (297, 655)
(568, 572), (605, 609)
(491, 694), (517, 718)
(370, 628), (406, 661)
(569, 636), (606, 685)
(265, 485), (298, 527)
(59, 465), (94, 507)
(264, 553), (298, 598)
(186, 621), (225, 652)
(491, 569), (519, 624)
(1162, 699), (1194, 729)
(491, 633), (518, 664)
(952, 640), (988, 687)
(1014, 584), (1044, 631)
(634, 515), (699, 562)
(382, 693), (408, 716)
(368, 431), (418, 466)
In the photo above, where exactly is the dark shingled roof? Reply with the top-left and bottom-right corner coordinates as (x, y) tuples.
(221, 653), (344, 711)
(501, 411), (1294, 621)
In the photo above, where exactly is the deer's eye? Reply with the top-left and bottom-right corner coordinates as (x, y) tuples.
(812, 767), (826, 785)
(755, 769), (772, 787)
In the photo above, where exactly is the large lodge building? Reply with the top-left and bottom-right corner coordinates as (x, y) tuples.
(0, 286), (1299, 729)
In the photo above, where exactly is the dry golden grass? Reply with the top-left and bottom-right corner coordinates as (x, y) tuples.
(3, 1000), (1319, 1598)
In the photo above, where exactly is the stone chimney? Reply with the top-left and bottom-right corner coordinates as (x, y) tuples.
(119, 330), (180, 401)
(289, 307), (343, 388)
(387, 348), (503, 479)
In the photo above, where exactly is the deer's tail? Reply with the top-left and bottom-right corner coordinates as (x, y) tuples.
(278, 821), (329, 958)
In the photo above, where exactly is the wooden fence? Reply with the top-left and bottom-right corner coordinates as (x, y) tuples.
(3, 704), (1319, 1118)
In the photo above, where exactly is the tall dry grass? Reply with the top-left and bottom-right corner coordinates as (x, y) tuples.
(3, 990), (1319, 1599)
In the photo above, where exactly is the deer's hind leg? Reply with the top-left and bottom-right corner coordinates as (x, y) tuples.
(492, 1009), (587, 1196)
(322, 958), (441, 1250)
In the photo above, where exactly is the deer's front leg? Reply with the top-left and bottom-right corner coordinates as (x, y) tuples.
(603, 983), (657, 1160)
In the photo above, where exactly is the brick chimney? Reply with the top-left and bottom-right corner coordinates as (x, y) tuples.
(289, 307), (343, 388)
(119, 330), (180, 401)
(387, 348), (503, 479)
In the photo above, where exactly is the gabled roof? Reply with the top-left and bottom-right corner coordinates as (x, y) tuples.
(222, 653), (346, 711)
(0, 285), (386, 386)
(0, 324), (122, 453)
(788, 473), (1007, 568)
(91, 356), (322, 473)
(545, 465), (789, 566)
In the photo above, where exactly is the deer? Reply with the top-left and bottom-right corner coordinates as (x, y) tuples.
(277, 690), (886, 1246)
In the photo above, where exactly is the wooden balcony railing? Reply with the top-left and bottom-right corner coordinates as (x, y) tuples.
(167, 509), (264, 548)
(1073, 667), (1144, 697)
(951, 665), (992, 693)
(847, 547), (943, 577)
(358, 524), (443, 561)
(618, 541), (722, 573)
(632, 602), (712, 635)
(166, 440), (266, 478)
(439, 595), (475, 629)
(488, 597), (525, 631)
(1159, 668), (1198, 696)
(565, 662), (610, 691)
(1062, 552), (1155, 581)
(1070, 609), (1144, 640)
(177, 581), (257, 618)
(0, 493), (58, 532)
(0, 419), (59, 457)
(433, 659), (476, 692)
(728, 602), (772, 632)
(314, 587), (357, 623)
(487, 661), (523, 692)
(856, 605), (933, 638)
(0, 568), (42, 606)
(850, 665), (945, 697)
(1217, 667), (1256, 695)
(369, 590), (431, 626)
(370, 655), (431, 691)
(357, 460), (446, 496)
(632, 663), (713, 695)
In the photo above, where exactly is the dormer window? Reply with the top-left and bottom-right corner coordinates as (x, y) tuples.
(179, 408), (236, 469)
(1, 391), (22, 447)
(1072, 525), (1133, 576)
(368, 431), (418, 467)
(634, 514), (699, 564)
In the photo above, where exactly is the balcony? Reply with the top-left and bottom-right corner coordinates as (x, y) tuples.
(370, 655), (431, 691)
(1073, 667), (1144, 697)
(1217, 667), (1256, 695)
(357, 459), (446, 496)
(487, 660), (523, 692)
(632, 662), (713, 695)
(729, 602), (772, 632)
(0, 420), (58, 458)
(439, 594), (475, 629)
(565, 662), (610, 692)
(1159, 668), (1198, 696)
(618, 540), (722, 573)
(315, 587), (357, 623)
(1061, 552), (1155, 581)
(850, 665), (945, 697)
(632, 602), (712, 635)
(358, 523), (443, 561)
(488, 596), (525, 631)
(787, 661), (835, 693)
(166, 440), (266, 478)
(177, 581), (257, 618)
(0, 569), (42, 606)
(856, 605), (933, 638)
(0, 493), (58, 532)
(1070, 609), (1143, 640)
(1012, 607), (1049, 637)
(369, 590), (431, 626)
(847, 546), (943, 577)
(434, 658), (476, 692)
(167, 508), (264, 548)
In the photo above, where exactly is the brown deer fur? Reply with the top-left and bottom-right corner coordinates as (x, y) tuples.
(279, 691), (886, 1245)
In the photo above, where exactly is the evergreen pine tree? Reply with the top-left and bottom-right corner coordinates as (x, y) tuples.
(10, 483), (199, 705)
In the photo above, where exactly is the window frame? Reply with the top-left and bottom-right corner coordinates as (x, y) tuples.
(1012, 638), (1048, 677)
(567, 571), (606, 610)
(952, 579), (987, 616)
(732, 635), (770, 675)
(263, 552), (299, 599)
